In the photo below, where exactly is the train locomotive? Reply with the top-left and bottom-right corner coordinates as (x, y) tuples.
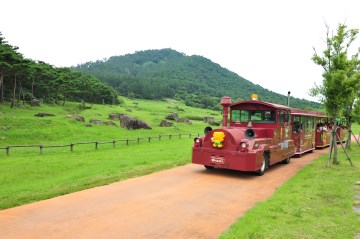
(192, 95), (348, 176)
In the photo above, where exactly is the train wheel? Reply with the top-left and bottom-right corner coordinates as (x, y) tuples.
(257, 155), (267, 176)
(282, 157), (291, 164)
(204, 165), (214, 170)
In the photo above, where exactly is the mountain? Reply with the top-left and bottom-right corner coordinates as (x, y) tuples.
(74, 48), (321, 110)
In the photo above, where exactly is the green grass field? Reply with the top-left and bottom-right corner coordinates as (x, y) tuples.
(220, 144), (360, 239)
(0, 98), (220, 209)
(0, 98), (220, 146)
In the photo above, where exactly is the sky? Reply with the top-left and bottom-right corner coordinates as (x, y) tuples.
(1, 0), (360, 102)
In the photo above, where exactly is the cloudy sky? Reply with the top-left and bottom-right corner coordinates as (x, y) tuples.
(1, 0), (360, 102)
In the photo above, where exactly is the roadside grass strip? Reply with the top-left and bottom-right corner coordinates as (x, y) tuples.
(220, 145), (360, 239)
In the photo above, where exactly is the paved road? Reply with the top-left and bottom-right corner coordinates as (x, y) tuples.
(0, 149), (327, 239)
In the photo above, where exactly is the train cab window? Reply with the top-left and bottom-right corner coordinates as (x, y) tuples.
(264, 111), (276, 123)
(231, 109), (275, 123)
(231, 110), (241, 122)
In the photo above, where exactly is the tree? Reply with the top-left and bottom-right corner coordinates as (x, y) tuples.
(311, 23), (360, 164)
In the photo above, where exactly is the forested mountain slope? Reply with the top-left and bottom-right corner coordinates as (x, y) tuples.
(74, 49), (321, 110)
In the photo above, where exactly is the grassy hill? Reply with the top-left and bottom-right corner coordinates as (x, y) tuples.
(0, 98), (219, 146)
(74, 49), (322, 110)
(0, 98), (220, 209)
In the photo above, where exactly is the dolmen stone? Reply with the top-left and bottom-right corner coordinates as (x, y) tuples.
(160, 120), (173, 127)
(89, 119), (104, 125)
(177, 118), (192, 125)
(119, 114), (151, 130)
(34, 113), (55, 117)
(30, 99), (40, 106)
(165, 112), (179, 121)
(67, 114), (85, 122)
(108, 113), (124, 120)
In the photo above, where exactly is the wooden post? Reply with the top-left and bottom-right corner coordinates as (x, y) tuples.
(336, 133), (353, 165)
(40, 145), (43, 154)
(70, 144), (74, 152)
(6, 146), (9, 156)
(327, 133), (333, 168)
(159, 135), (161, 141)
(113, 140), (116, 147)
(95, 142), (98, 149)
(352, 131), (360, 145)
(126, 139), (129, 145)
(148, 137), (151, 142)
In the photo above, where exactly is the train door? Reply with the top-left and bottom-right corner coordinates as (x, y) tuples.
(315, 117), (331, 147)
(275, 110), (292, 161)
(303, 116), (315, 151)
(292, 115), (301, 153)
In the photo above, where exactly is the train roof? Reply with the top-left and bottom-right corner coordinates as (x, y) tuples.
(291, 108), (317, 116)
(230, 99), (291, 110)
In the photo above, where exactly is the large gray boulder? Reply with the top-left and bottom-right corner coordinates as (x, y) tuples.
(160, 120), (173, 127)
(177, 118), (192, 125)
(30, 99), (40, 106)
(89, 119), (104, 125)
(67, 114), (85, 122)
(119, 115), (151, 130)
(34, 113), (55, 117)
(166, 112), (179, 121)
(109, 113), (124, 120)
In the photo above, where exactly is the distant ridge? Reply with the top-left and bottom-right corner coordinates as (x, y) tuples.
(74, 48), (321, 110)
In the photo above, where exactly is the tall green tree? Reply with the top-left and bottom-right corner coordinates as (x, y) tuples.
(311, 23), (360, 164)
(0, 32), (22, 103)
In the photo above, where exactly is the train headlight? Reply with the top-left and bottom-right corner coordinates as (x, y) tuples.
(194, 137), (202, 147)
(240, 142), (248, 152)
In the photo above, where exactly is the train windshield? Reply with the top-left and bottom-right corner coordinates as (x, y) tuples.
(231, 110), (276, 124)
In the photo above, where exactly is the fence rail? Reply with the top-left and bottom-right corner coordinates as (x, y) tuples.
(0, 133), (200, 156)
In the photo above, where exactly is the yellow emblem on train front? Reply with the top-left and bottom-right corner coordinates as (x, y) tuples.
(212, 132), (225, 148)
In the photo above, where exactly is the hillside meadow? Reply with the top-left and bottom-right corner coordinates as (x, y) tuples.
(0, 98), (221, 209)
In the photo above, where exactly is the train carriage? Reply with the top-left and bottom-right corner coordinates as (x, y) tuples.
(192, 95), (295, 176)
(291, 109), (316, 155)
(336, 118), (348, 143)
(315, 112), (331, 148)
(315, 114), (348, 148)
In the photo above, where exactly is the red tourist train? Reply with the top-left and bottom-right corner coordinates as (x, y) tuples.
(192, 95), (348, 176)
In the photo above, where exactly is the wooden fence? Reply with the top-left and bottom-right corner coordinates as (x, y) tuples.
(0, 133), (200, 156)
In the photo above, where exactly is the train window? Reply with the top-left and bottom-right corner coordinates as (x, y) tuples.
(300, 116), (305, 131)
(264, 111), (276, 122)
(286, 112), (291, 124)
(293, 116), (301, 133)
(231, 110), (275, 123)
(231, 110), (241, 122)
(279, 111), (285, 124)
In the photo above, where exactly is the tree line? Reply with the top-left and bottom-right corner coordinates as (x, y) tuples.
(0, 32), (119, 107)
